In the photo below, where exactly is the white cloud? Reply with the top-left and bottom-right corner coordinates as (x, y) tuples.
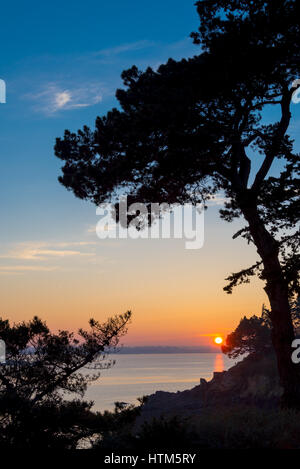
(55, 90), (72, 109)
(0, 241), (95, 261)
(21, 36), (200, 116)
(26, 83), (103, 114)
(0, 240), (113, 275)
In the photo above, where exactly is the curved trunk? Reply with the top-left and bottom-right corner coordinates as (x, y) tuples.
(241, 203), (300, 408)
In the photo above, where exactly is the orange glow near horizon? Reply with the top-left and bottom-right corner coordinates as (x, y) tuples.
(0, 216), (268, 346)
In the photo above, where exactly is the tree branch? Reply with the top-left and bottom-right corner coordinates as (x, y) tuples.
(251, 85), (294, 192)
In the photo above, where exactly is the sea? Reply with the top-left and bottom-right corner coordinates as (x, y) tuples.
(84, 353), (238, 411)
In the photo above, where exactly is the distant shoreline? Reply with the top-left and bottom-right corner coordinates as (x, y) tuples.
(112, 346), (219, 354)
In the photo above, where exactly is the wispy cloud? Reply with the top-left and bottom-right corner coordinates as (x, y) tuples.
(96, 40), (156, 57)
(26, 83), (103, 114)
(0, 265), (58, 273)
(0, 241), (95, 261)
(20, 37), (199, 116)
(54, 90), (72, 109)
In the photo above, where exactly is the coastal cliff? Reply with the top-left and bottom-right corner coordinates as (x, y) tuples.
(135, 352), (282, 426)
(95, 353), (300, 450)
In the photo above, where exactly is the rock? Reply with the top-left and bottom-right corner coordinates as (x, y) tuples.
(134, 352), (282, 430)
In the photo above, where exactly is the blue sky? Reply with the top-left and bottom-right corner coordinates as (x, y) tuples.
(0, 1), (298, 343)
(0, 0), (200, 244)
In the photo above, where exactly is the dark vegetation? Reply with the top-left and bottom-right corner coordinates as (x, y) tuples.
(222, 298), (300, 358)
(1, 0), (300, 451)
(123, 407), (300, 450)
(94, 303), (300, 451)
(1, 303), (300, 449)
(0, 312), (131, 448)
(55, 0), (300, 407)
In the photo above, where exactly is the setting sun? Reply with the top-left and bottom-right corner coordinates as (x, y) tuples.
(214, 336), (223, 345)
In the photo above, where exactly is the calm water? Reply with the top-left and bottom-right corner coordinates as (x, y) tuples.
(84, 353), (238, 411)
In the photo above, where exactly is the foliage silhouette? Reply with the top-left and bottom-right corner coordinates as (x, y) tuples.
(0, 312), (131, 448)
(222, 308), (272, 359)
(55, 1), (300, 407)
(223, 299), (300, 359)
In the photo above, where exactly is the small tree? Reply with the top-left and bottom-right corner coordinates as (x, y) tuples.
(0, 311), (131, 448)
(55, 1), (300, 407)
(222, 314), (272, 359)
(223, 301), (300, 359)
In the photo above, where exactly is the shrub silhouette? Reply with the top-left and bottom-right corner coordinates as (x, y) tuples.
(0, 312), (131, 448)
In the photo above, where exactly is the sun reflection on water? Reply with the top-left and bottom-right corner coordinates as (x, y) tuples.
(214, 353), (225, 372)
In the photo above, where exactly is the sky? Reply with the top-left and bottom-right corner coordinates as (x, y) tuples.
(0, 0), (299, 346)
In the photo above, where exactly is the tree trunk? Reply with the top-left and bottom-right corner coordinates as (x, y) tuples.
(241, 200), (300, 408)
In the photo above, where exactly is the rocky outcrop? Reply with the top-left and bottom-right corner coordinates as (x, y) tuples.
(135, 352), (282, 428)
